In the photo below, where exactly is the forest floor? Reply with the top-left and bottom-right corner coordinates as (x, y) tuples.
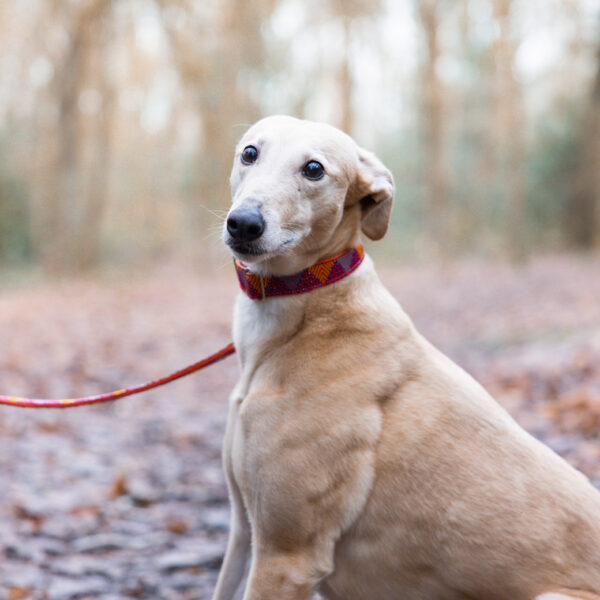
(1, 252), (600, 599)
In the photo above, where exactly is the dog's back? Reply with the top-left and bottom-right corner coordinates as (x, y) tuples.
(291, 262), (600, 600)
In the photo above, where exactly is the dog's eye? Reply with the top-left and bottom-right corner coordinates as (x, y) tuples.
(302, 160), (325, 180)
(241, 146), (259, 165)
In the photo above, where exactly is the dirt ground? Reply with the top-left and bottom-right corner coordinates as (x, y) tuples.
(1, 252), (600, 599)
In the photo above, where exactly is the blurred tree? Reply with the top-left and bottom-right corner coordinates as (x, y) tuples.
(74, 14), (116, 271)
(450, 0), (483, 251)
(332, 0), (355, 135)
(329, 0), (383, 135)
(417, 0), (449, 253)
(39, 0), (113, 272)
(0, 146), (30, 265)
(567, 39), (600, 249)
(491, 0), (526, 260)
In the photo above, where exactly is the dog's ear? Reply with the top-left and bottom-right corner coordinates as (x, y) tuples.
(354, 148), (395, 241)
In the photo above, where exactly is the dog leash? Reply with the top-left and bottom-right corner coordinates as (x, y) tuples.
(0, 343), (235, 408)
(0, 246), (364, 409)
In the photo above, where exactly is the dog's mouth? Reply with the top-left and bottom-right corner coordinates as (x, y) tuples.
(226, 240), (266, 257)
(226, 233), (300, 262)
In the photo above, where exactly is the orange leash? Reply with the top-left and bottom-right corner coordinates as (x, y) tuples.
(0, 246), (367, 408)
(0, 343), (236, 408)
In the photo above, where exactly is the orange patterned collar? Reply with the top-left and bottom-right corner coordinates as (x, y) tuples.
(234, 246), (365, 300)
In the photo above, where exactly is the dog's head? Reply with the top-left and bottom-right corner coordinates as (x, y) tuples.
(223, 115), (394, 275)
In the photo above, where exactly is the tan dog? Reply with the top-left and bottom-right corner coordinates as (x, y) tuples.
(213, 115), (600, 600)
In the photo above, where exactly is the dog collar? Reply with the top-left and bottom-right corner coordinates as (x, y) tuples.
(234, 246), (365, 300)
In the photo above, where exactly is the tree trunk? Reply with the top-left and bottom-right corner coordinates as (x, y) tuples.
(337, 15), (354, 135)
(491, 0), (527, 260)
(417, 0), (449, 253)
(42, 0), (111, 273)
(567, 42), (600, 249)
(75, 21), (115, 271)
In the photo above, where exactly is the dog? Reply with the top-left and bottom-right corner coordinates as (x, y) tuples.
(213, 115), (600, 600)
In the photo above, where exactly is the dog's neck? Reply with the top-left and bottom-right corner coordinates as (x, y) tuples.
(234, 246), (365, 300)
(231, 251), (376, 394)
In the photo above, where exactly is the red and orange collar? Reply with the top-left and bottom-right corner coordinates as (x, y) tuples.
(234, 246), (365, 300)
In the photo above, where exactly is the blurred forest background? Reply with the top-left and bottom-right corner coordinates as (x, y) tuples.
(1, 0), (599, 275)
(2, 2), (600, 597)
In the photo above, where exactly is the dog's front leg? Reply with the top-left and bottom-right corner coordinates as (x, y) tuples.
(212, 494), (250, 600)
(242, 539), (334, 600)
(213, 401), (251, 600)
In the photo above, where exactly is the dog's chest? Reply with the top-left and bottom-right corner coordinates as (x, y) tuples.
(232, 294), (305, 388)
(227, 294), (303, 484)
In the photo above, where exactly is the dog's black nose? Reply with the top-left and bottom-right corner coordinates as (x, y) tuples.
(227, 208), (265, 242)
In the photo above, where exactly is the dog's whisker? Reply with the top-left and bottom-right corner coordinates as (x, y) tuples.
(197, 204), (230, 221)
(214, 256), (236, 272)
(198, 227), (227, 245)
